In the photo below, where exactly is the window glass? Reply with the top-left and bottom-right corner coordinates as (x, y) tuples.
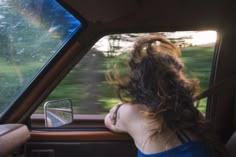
(33, 31), (217, 120)
(0, 0), (81, 117)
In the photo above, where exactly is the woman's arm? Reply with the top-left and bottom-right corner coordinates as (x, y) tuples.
(104, 103), (129, 133)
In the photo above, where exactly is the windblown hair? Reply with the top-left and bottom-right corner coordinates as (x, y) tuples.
(108, 35), (226, 156)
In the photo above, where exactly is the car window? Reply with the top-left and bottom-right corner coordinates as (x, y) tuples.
(32, 31), (217, 127)
(0, 0), (81, 117)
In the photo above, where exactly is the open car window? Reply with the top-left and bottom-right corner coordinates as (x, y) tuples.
(0, 0), (82, 117)
(32, 31), (217, 128)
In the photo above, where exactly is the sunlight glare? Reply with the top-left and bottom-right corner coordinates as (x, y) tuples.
(191, 31), (217, 45)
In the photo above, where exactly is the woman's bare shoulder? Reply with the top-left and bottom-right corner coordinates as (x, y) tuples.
(104, 102), (143, 133)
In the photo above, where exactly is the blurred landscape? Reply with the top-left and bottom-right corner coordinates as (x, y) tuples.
(36, 32), (216, 114)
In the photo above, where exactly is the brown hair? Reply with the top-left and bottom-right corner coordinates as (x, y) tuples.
(108, 34), (226, 156)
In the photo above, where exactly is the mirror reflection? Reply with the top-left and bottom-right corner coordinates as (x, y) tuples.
(44, 99), (73, 127)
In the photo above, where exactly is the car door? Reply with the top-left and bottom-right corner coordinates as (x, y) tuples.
(0, 0), (233, 157)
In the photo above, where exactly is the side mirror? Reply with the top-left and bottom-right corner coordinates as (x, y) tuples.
(44, 99), (73, 127)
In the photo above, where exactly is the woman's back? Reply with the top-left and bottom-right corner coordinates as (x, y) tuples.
(105, 103), (209, 157)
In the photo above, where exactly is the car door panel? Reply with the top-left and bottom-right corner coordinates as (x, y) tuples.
(26, 130), (136, 157)
(31, 114), (106, 128)
(29, 130), (131, 141)
(26, 141), (136, 157)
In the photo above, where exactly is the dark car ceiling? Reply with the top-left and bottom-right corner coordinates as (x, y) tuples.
(63, 0), (231, 31)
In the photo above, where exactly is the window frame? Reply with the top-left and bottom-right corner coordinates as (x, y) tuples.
(29, 31), (220, 129)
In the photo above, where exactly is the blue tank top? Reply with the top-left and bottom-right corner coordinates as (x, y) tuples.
(137, 131), (209, 157)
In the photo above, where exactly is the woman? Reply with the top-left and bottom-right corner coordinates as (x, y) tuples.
(104, 35), (226, 157)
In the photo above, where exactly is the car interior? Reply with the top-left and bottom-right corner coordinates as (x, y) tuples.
(0, 0), (235, 157)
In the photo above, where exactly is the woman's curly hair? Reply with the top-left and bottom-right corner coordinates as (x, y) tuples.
(108, 34), (226, 156)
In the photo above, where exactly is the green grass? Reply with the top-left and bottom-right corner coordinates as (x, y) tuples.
(0, 60), (43, 112)
(181, 46), (213, 112)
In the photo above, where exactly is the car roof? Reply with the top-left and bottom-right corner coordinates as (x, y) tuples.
(65, 0), (230, 32)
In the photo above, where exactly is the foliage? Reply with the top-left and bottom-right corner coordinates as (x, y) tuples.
(38, 45), (213, 114)
(0, 0), (80, 114)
